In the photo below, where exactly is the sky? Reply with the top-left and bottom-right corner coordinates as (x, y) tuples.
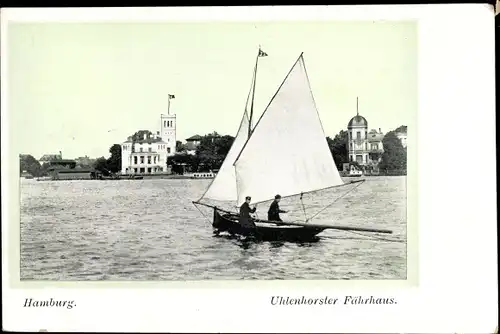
(7, 20), (417, 159)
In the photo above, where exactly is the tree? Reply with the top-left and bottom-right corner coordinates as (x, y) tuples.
(394, 125), (407, 134)
(379, 131), (407, 171)
(176, 141), (186, 152)
(326, 130), (349, 170)
(19, 154), (42, 177)
(93, 157), (111, 176)
(106, 144), (122, 173)
(131, 130), (153, 142)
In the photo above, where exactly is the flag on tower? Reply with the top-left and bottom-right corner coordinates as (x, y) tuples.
(169, 94), (175, 99)
(258, 49), (268, 57)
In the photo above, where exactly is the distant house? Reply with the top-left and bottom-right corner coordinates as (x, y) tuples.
(74, 156), (95, 168)
(38, 152), (62, 165)
(185, 134), (202, 154)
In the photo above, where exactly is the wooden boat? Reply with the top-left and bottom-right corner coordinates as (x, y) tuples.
(213, 209), (325, 242)
(193, 49), (392, 241)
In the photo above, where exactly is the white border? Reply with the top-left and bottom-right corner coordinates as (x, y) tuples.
(2, 5), (498, 333)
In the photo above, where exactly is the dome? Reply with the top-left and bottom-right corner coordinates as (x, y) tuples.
(347, 115), (368, 128)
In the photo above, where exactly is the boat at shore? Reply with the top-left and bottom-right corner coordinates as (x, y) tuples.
(193, 49), (392, 242)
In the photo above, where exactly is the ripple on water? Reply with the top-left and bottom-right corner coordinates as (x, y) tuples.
(20, 177), (407, 280)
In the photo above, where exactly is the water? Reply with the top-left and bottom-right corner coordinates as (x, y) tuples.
(20, 177), (407, 280)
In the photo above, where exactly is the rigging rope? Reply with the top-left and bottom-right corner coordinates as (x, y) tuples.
(305, 180), (365, 223)
(193, 202), (213, 225)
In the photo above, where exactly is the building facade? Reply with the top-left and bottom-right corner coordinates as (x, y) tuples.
(347, 114), (370, 165)
(185, 134), (202, 155)
(347, 114), (385, 166)
(121, 113), (177, 175)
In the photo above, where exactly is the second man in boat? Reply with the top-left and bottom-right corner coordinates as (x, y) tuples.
(268, 194), (288, 222)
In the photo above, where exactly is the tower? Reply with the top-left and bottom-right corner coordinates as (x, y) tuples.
(160, 113), (176, 156)
(347, 97), (369, 165)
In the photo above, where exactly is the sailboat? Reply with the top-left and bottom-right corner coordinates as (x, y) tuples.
(193, 49), (392, 242)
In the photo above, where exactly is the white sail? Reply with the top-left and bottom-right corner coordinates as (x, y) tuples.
(234, 55), (344, 205)
(198, 111), (250, 202)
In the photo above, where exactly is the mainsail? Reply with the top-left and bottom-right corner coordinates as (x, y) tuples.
(234, 54), (344, 205)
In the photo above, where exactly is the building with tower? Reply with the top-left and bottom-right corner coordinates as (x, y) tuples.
(120, 96), (177, 175)
(346, 98), (385, 166)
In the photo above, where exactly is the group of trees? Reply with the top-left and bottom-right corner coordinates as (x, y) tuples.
(20, 125), (407, 178)
(378, 128), (407, 171)
(93, 144), (122, 176)
(166, 125), (407, 174)
(326, 130), (349, 170)
(326, 125), (407, 172)
(168, 132), (235, 173)
(19, 154), (43, 177)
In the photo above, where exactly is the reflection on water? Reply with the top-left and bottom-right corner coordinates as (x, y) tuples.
(20, 177), (407, 280)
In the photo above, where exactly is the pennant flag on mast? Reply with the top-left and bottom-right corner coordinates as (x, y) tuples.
(258, 49), (268, 57)
(168, 94), (175, 99)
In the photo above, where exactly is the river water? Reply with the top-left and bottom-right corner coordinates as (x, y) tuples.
(20, 176), (407, 280)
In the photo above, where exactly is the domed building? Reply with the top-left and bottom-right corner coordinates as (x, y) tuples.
(346, 98), (385, 166)
(347, 111), (369, 165)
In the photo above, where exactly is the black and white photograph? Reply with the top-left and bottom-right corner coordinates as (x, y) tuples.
(13, 19), (414, 281)
(2, 5), (498, 334)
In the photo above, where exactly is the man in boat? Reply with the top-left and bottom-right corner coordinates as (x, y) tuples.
(268, 194), (288, 222)
(239, 196), (257, 230)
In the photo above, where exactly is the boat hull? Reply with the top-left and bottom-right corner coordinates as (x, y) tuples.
(212, 209), (325, 242)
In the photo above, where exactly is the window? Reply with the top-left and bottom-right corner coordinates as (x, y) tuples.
(140, 147), (143, 152)
(147, 168), (152, 173)
(365, 131), (367, 139)
(134, 156), (138, 164)
(147, 156), (151, 164)
(154, 156), (157, 164)
(148, 147), (152, 152)
(167, 147), (171, 154)
(357, 132), (361, 140)
(164, 120), (166, 127)
(140, 156), (144, 164)
(134, 168), (137, 173)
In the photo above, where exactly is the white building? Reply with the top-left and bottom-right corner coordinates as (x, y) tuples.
(347, 113), (369, 165)
(121, 113), (177, 175)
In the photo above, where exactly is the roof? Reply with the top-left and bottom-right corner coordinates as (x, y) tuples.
(123, 139), (166, 144)
(39, 154), (62, 161)
(347, 115), (368, 128)
(186, 135), (202, 141)
(368, 129), (384, 142)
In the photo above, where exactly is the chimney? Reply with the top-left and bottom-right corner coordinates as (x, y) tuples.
(379, 128), (382, 133)
(157, 131), (160, 135)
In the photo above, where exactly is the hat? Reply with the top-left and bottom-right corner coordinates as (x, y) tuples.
(245, 196), (251, 200)
(275, 194), (281, 199)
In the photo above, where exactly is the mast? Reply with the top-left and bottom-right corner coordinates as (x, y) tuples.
(248, 48), (260, 137)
